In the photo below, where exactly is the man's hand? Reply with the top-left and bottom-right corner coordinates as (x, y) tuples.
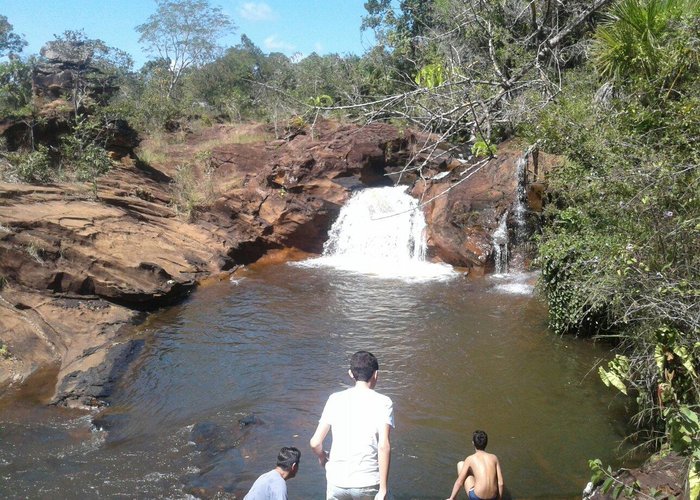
(318, 450), (329, 468)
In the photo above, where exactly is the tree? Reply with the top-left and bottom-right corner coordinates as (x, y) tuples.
(352, 0), (616, 174)
(0, 15), (27, 58)
(136, 0), (235, 99)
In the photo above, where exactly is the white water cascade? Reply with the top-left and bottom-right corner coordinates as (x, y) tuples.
(490, 155), (536, 294)
(300, 186), (455, 280)
(492, 214), (509, 274)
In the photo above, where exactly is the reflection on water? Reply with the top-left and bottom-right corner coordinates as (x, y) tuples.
(0, 264), (630, 498)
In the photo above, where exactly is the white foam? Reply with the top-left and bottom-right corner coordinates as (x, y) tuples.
(489, 271), (538, 295)
(296, 186), (456, 281)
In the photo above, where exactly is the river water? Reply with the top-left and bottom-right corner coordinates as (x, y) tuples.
(0, 263), (630, 499)
(0, 187), (631, 498)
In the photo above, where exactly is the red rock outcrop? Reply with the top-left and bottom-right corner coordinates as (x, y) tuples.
(415, 140), (529, 269)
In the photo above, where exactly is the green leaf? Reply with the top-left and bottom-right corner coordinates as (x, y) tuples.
(602, 476), (614, 492)
(690, 460), (700, 500)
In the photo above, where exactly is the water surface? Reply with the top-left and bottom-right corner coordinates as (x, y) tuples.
(0, 264), (629, 498)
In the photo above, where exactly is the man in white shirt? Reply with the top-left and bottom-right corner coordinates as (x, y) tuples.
(310, 350), (394, 500)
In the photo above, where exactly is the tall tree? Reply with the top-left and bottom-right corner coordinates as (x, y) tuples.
(136, 0), (234, 98)
(0, 15), (27, 58)
(356, 0), (615, 161)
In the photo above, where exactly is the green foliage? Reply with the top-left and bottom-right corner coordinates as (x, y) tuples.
(136, 0), (234, 99)
(0, 343), (10, 359)
(530, 0), (700, 487)
(599, 355), (631, 395)
(665, 405), (700, 496)
(0, 57), (33, 118)
(470, 138), (497, 158)
(60, 116), (114, 196)
(589, 458), (643, 498)
(414, 63), (444, 89)
(591, 0), (700, 91)
(0, 15), (27, 57)
(307, 95), (334, 108)
(7, 146), (54, 183)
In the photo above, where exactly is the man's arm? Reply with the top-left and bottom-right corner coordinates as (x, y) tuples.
(446, 457), (470, 500)
(309, 422), (331, 468)
(377, 422), (391, 500)
(496, 458), (504, 499)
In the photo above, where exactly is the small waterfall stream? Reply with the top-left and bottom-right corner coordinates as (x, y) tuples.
(300, 186), (454, 280)
(492, 215), (509, 274)
(491, 155), (530, 275)
(490, 155), (537, 294)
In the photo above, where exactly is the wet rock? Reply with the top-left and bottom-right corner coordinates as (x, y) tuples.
(238, 413), (260, 428)
(51, 339), (144, 408)
(184, 447), (245, 498)
(91, 410), (130, 433)
(184, 421), (248, 498)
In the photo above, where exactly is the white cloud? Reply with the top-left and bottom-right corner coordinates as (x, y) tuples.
(264, 35), (295, 53)
(313, 42), (324, 54)
(238, 2), (275, 21)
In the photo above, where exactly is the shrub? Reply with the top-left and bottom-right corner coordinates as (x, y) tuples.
(11, 146), (54, 183)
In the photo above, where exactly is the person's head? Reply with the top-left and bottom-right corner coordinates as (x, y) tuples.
(350, 350), (379, 382)
(472, 430), (488, 450)
(276, 446), (301, 479)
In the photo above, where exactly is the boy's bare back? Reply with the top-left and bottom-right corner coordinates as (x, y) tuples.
(464, 450), (502, 499)
(446, 430), (504, 500)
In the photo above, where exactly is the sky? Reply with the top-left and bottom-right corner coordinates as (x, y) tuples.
(1, 0), (377, 67)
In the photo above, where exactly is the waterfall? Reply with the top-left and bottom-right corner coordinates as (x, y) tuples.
(490, 155), (536, 294)
(301, 186), (454, 280)
(513, 156), (529, 245)
(491, 156), (530, 275)
(492, 215), (509, 274)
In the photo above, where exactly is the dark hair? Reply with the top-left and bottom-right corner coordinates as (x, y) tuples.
(277, 447), (301, 470)
(350, 351), (379, 382)
(473, 430), (488, 450)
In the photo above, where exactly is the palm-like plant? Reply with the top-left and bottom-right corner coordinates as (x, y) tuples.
(591, 0), (700, 90)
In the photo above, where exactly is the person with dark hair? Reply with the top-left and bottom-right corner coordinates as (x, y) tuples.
(244, 446), (301, 500)
(310, 350), (394, 499)
(446, 430), (504, 500)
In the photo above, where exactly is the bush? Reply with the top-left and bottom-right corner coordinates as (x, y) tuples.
(527, 10), (700, 487)
(11, 146), (54, 183)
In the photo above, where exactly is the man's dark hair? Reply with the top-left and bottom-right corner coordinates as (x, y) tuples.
(350, 351), (379, 382)
(277, 446), (301, 470)
(473, 430), (488, 450)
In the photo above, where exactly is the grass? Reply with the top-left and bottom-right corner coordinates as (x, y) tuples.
(25, 242), (46, 265)
(0, 343), (10, 359)
(170, 162), (216, 221)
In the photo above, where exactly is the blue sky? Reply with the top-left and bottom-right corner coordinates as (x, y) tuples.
(1, 0), (377, 68)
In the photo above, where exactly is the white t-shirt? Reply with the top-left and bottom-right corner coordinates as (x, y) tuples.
(320, 386), (394, 488)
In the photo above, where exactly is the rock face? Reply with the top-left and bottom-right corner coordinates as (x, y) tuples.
(0, 120), (539, 406)
(0, 39), (139, 156)
(35, 38), (117, 101)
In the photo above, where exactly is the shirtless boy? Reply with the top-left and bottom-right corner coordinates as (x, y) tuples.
(446, 430), (504, 500)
